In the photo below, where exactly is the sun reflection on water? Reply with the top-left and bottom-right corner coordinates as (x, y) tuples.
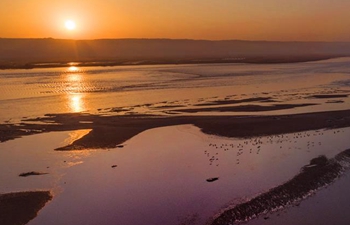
(68, 66), (79, 72)
(67, 73), (82, 82)
(69, 93), (85, 112)
(63, 67), (89, 113)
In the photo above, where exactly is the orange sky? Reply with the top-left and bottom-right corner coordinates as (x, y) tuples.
(1, 0), (350, 41)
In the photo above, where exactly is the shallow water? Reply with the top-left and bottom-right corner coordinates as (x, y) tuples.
(0, 125), (347, 225)
(1, 58), (350, 122)
(0, 130), (92, 194)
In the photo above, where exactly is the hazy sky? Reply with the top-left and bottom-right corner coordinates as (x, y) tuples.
(1, 0), (350, 41)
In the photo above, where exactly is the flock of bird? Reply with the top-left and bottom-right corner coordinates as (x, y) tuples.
(204, 129), (346, 167)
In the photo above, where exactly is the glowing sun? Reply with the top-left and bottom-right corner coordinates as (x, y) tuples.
(65, 20), (76, 30)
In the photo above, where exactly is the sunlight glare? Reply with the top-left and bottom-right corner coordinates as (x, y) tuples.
(67, 74), (82, 82)
(65, 20), (76, 30)
(69, 94), (85, 112)
(68, 66), (79, 72)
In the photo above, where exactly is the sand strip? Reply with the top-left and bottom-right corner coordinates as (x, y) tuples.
(174, 103), (317, 113)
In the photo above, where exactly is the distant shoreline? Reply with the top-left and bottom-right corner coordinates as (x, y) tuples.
(2, 38), (349, 70)
(0, 55), (342, 70)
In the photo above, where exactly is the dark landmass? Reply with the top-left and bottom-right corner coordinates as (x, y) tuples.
(174, 103), (317, 113)
(1, 38), (350, 69)
(19, 172), (48, 177)
(210, 150), (350, 225)
(326, 100), (345, 104)
(150, 105), (187, 109)
(193, 97), (274, 106)
(1, 109), (350, 150)
(0, 191), (52, 225)
(310, 94), (349, 99)
(109, 107), (130, 113)
(206, 177), (219, 183)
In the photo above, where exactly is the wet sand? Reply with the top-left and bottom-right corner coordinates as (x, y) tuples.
(173, 103), (317, 113)
(0, 191), (52, 225)
(193, 97), (276, 106)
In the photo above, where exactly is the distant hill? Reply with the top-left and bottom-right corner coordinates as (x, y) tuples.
(1, 38), (350, 69)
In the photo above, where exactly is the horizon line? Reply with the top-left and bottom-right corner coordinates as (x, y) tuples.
(1, 37), (350, 44)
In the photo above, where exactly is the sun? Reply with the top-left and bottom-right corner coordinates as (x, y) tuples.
(65, 20), (76, 30)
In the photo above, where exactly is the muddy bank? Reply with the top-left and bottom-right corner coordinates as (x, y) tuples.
(310, 94), (348, 99)
(0, 191), (52, 225)
(19, 172), (48, 177)
(193, 97), (274, 106)
(174, 103), (317, 113)
(210, 149), (350, 225)
(1, 109), (350, 150)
